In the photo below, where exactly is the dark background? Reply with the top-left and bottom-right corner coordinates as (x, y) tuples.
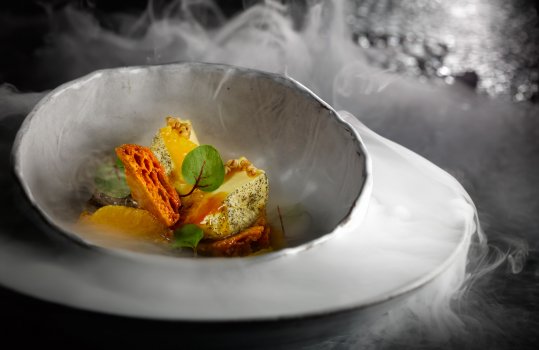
(1, 1), (538, 348)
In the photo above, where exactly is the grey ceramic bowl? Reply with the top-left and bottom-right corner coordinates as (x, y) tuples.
(6, 66), (475, 322)
(12, 62), (372, 258)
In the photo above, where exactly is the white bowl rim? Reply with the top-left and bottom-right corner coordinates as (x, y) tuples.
(5, 113), (477, 322)
(5, 67), (477, 320)
(11, 61), (373, 264)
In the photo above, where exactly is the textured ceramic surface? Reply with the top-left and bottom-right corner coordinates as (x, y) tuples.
(7, 63), (474, 321)
(13, 62), (371, 256)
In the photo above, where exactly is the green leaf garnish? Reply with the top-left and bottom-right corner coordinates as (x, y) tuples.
(94, 156), (130, 198)
(181, 145), (225, 193)
(115, 156), (125, 170)
(172, 224), (204, 250)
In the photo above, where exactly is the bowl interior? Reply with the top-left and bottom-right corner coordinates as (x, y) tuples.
(15, 63), (367, 255)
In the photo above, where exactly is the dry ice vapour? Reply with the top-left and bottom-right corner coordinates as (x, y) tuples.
(1, 0), (538, 349)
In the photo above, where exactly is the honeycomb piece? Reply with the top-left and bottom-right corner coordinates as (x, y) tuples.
(196, 225), (271, 257)
(116, 144), (180, 227)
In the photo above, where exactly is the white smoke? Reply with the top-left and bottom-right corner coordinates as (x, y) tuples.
(1, 0), (538, 348)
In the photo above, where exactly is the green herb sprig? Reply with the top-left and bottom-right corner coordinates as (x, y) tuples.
(180, 145), (225, 196)
(172, 224), (204, 251)
(172, 145), (225, 251)
(94, 156), (130, 198)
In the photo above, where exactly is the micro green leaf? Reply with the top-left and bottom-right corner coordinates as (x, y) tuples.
(172, 224), (204, 250)
(94, 156), (130, 198)
(181, 145), (225, 193)
(115, 156), (125, 170)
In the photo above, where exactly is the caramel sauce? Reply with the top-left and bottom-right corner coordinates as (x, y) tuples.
(191, 192), (228, 224)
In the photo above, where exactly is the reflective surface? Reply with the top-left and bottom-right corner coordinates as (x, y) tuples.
(352, 0), (539, 102)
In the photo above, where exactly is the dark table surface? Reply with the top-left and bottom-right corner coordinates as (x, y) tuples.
(1, 1), (538, 349)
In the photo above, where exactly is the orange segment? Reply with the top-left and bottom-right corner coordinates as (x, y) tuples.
(80, 205), (171, 243)
(159, 125), (198, 188)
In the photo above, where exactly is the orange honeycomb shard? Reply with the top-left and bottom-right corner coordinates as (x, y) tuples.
(196, 215), (271, 257)
(116, 144), (180, 227)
